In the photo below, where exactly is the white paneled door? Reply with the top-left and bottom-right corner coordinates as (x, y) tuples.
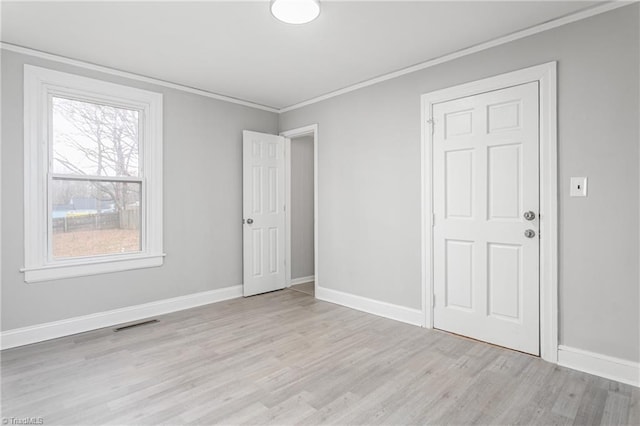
(243, 131), (286, 297)
(432, 82), (540, 355)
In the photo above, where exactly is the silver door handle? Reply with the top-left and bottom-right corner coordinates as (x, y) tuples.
(523, 211), (536, 221)
(524, 229), (536, 238)
(246, 218), (253, 224)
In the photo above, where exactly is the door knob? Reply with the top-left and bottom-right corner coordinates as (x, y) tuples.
(523, 211), (536, 221)
(246, 218), (254, 224)
(524, 229), (536, 238)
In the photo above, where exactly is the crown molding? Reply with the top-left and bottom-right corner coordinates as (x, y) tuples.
(279, 0), (633, 113)
(0, 42), (279, 113)
(1, 1), (633, 114)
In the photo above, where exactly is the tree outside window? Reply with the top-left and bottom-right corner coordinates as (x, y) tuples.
(51, 97), (142, 258)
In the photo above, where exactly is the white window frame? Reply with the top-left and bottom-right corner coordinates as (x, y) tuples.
(22, 65), (164, 283)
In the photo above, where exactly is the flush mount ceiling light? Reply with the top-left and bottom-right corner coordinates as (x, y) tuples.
(270, 0), (320, 24)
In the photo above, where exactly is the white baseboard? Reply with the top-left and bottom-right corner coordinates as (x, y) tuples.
(316, 286), (423, 327)
(558, 345), (640, 387)
(1, 285), (243, 350)
(290, 275), (315, 286)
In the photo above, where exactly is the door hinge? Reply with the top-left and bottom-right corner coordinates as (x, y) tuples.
(432, 213), (435, 227)
(427, 118), (435, 135)
(433, 294), (436, 307)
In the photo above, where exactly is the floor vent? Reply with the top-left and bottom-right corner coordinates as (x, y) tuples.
(114, 319), (159, 332)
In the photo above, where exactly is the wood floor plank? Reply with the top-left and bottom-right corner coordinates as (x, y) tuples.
(571, 375), (608, 425)
(601, 391), (631, 425)
(552, 371), (589, 419)
(1, 288), (636, 425)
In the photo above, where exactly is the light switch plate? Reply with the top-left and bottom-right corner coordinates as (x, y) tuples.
(570, 177), (588, 197)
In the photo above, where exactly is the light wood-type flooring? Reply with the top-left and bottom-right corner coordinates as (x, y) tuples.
(1, 289), (638, 425)
(290, 281), (315, 297)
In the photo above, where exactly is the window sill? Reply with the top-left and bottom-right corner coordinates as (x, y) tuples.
(21, 254), (165, 283)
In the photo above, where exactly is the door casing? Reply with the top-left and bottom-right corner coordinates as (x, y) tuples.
(421, 62), (558, 362)
(280, 124), (319, 293)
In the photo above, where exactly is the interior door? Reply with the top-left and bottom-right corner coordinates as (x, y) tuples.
(243, 130), (286, 296)
(432, 82), (540, 355)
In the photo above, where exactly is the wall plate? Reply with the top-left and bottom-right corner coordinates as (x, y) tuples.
(570, 177), (587, 197)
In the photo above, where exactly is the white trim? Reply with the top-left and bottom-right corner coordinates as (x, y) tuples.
(0, 39), (3, 335)
(23, 65), (164, 283)
(1, 42), (278, 113)
(558, 345), (640, 388)
(285, 136), (292, 287)
(421, 62), (558, 362)
(280, 124), (319, 297)
(20, 254), (165, 283)
(279, 1), (629, 113)
(316, 286), (423, 327)
(539, 62), (559, 363)
(290, 275), (315, 286)
(0, 285), (243, 350)
(2, 1), (628, 115)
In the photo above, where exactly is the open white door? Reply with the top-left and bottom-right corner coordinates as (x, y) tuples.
(243, 130), (286, 296)
(432, 82), (540, 355)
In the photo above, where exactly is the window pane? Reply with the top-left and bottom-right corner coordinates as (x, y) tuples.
(52, 179), (141, 258)
(52, 97), (139, 177)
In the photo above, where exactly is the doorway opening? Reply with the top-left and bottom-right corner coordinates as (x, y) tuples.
(282, 125), (318, 297)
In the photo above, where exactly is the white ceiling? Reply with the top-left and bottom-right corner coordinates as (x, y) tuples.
(1, 1), (605, 109)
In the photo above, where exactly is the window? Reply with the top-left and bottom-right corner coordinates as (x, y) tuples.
(23, 65), (163, 282)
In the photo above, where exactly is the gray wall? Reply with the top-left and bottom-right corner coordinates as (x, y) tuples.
(280, 5), (640, 363)
(1, 49), (279, 331)
(290, 135), (314, 280)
